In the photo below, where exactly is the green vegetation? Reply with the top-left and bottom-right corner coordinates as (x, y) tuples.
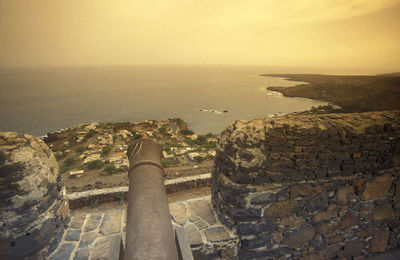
(85, 159), (104, 169)
(104, 164), (117, 173)
(130, 130), (143, 140)
(162, 159), (178, 167)
(162, 141), (183, 152)
(101, 145), (112, 155)
(60, 167), (69, 174)
(76, 146), (87, 154)
(193, 155), (205, 162)
(158, 124), (168, 135)
(64, 156), (76, 166)
(85, 129), (97, 139)
(180, 129), (194, 135)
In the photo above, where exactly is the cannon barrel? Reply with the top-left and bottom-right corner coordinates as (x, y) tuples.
(124, 139), (179, 260)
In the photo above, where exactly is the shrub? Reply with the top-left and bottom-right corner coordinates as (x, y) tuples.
(162, 159), (174, 167)
(194, 135), (207, 145)
(158, 124), (168, 135)
(101, 145), (112, 155)
(85, 129), (97, 139)
(104, 164), (117, 173)
(64, 156), (76, 166)
(85, 160), (104, 169)
(180, 129), (194, 135)
(60, 167), (69, 174)
(76, 146), (87, 154)
(193, 155), (205, 162)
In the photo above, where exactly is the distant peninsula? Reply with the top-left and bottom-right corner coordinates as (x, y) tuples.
(262, 73), (400, 113)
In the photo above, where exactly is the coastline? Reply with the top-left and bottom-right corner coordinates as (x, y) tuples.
(262, 73), (400, 112)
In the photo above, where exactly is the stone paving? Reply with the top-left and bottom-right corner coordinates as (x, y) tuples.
(47, 196), (238, 260)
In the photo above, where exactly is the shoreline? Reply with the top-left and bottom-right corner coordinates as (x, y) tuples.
(262, 73), (400, 113)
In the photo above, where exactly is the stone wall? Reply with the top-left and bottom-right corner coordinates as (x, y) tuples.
(211, 111), (400, 259)
(0, 132), (69, 259)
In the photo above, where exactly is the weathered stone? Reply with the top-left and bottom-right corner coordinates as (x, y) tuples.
(194, 219), (208, 230)
(336, 213), (359, 230)
(362, 175), (393, 200)
(369, 230), (390, 253)
(78, 232), (97, 248)
(84, 212), (102, 232)
(204, 227), (232, 242)
(336, 186), (354, 205)
(329, 234), (343, 244)
(99, 210), (121, 235)
(315, 223), (332, 234)
(188, 199), (217, 225)
(373, 204), (393, 220)
(264, 200), (297, 219)
(69, 213), (87, 229)
(290, 184), (314, 199)
(49, 243), (75, 260)
(342, 240), (363, 257)
(281, 217), (306, 229)
(308, 191), (329, 212)
(237, 222), (277, 236)
(314, 209), (338, 222)
(238, 247), (290, 259)
(169, 203), (187, 226)
(91, 234), (121, 260)
(283, 225), (315, 248)
(64, 229), (81, 241)
(241, 233), (272, 249)
(184, 223), (203, 246)
(225, 206), (261, 222)
(250, 192), (276, 205)
(73, 247), (90, 260)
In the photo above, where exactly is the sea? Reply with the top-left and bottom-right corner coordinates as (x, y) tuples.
(0, 66), (330, 136)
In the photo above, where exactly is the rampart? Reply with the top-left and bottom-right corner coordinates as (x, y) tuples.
(211, 111), (400, 259)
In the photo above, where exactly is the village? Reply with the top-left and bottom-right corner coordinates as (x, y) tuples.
(43, 118), (217, 192)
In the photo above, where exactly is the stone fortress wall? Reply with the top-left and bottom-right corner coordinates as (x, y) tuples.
(211, 111), (400, 259)
(0, 133), (69, 259)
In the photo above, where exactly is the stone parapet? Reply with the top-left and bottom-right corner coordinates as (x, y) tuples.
(0, 132), (69, 259)
(211, 111), (400, 259)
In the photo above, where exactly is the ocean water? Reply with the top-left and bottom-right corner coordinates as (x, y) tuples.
(0, 66), (327, 136)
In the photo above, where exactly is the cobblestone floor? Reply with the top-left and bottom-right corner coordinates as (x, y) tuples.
(47, 196), (237, 260)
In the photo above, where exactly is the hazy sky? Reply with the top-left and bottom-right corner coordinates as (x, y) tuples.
(1, 0), (399, 70)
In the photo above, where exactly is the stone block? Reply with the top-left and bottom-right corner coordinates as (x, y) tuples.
(290, 184), (314, 199)
(99, 210), (122, 236)
(264, 200), (297, 219)
(184, 223), (203, 247)
(241, 233), (271, 249)
(64, 229), (81, 241)
(84, 212), (102, 232)
(373, 204), (393, 221)
(308, 191), (329, 212)
(169, 203), (187, 226)
(250, 192), (277, 205)
(342, 240), (363, 257)
(69, 213), (87, 229)
(283, 225), (315, 248)
(78, 232), (97, 248)
(314, 209), (338, 222)
(204, 227), (232, 242)
(362, 175), (393, 200)
(336, 186), (354, 205)
(91, 234), (121, 260)
(49, 243), (75, 260)
(336, 213), (359, 230)
(369, 230), (390, 253)
(237, 222), (277, 236)
(73, 247), (89, 260)
(188, 199), (217, 225)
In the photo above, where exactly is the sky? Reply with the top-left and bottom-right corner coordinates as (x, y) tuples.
(0, 0), (400, 70)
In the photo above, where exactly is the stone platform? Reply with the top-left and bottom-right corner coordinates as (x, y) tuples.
(47, 196), (238, 260)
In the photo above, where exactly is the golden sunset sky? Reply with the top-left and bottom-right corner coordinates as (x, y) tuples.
(1, 0), (399, 70)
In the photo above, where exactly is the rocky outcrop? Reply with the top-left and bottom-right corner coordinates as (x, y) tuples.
(0, 132), (69, 259)
(211, 111), (400, 259)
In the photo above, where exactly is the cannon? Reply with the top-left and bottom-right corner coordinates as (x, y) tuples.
(121, 138), (193, 260)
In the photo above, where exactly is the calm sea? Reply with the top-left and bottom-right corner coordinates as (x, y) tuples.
(0, 66), (327, 136)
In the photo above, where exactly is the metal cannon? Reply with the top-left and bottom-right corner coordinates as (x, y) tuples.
(120, 138), (193, 260)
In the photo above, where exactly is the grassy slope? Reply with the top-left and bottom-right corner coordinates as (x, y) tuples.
(263, 73), (400, 112)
